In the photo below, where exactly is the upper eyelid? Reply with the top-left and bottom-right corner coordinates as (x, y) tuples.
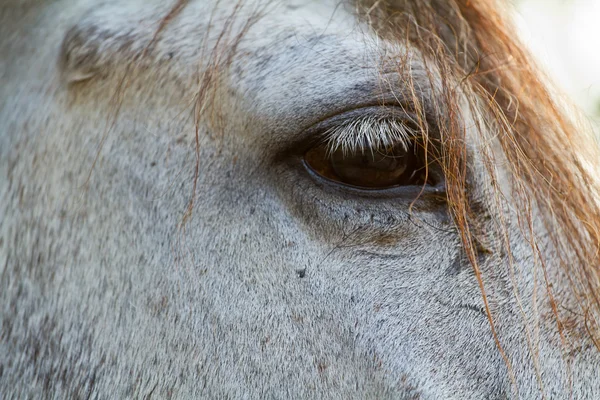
(302, 105), (430, 149)
(276, 100), (438, 161)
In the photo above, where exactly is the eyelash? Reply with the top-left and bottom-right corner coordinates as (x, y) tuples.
(320, 116), (418, 156)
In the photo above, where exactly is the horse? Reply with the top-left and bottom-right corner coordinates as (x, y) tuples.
(2, 0), (600, 398)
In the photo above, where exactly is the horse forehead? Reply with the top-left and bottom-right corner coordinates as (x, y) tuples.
(60, 0), (382, 84)
(61, 0), (408, 127)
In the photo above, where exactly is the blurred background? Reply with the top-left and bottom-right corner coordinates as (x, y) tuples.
(514, 0), (600, 131)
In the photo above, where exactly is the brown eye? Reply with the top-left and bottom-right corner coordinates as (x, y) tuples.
(304, 141), (426, 189)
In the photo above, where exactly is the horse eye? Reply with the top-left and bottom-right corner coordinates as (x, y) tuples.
(304, 141), (428, 189)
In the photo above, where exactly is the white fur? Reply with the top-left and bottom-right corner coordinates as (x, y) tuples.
(1, 0), (599, 398)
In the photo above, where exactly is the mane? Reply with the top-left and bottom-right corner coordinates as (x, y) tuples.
(356, 0), (600, 383)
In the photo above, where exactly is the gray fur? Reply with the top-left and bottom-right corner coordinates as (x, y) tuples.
(1, 0), (599, 398)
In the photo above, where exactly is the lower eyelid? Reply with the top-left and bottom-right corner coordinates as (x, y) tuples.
(301, 156), (446, 199)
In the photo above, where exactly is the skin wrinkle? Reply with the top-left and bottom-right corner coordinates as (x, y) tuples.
(1, 0), (600, 399)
